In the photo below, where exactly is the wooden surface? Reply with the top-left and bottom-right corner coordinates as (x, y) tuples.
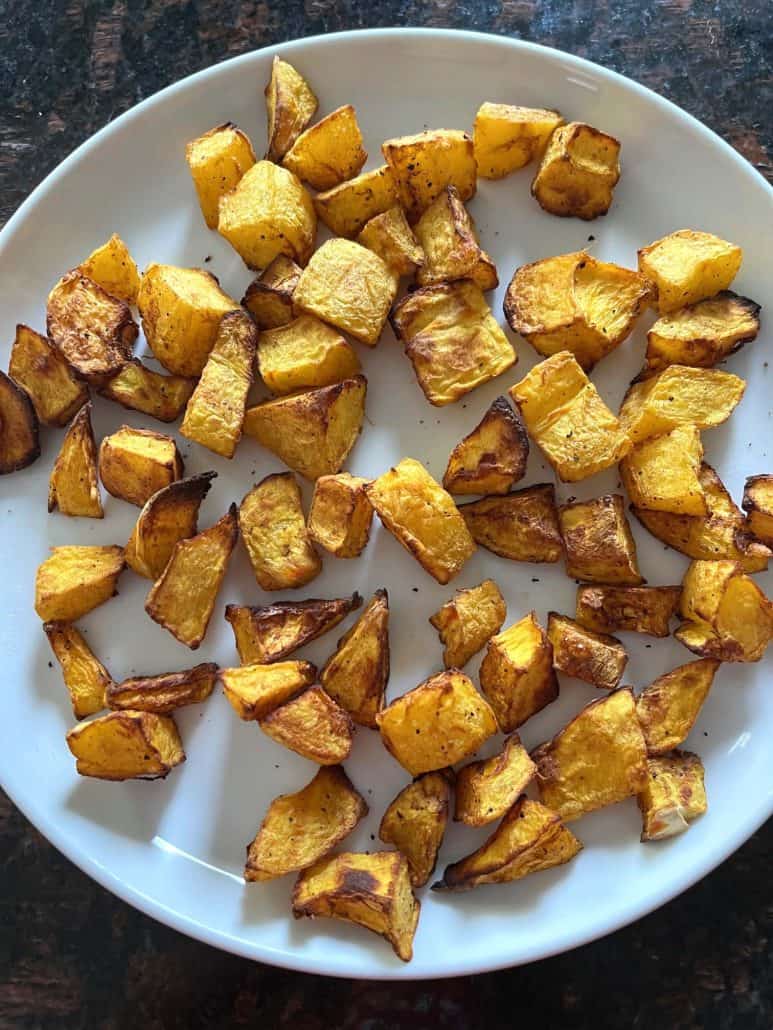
(1, 2), (771, 1027)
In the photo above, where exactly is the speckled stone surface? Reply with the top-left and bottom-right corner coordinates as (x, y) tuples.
(1, 3), (771, 1027)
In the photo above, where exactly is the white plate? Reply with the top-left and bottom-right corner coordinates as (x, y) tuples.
(1, 28), (772, 980)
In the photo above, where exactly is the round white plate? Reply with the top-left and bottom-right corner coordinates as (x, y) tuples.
(1, 28), (771, 980)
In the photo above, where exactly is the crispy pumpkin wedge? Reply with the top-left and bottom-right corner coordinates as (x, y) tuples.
(547, 612), (628, 691)
(107, 662), (218, 714)
(79, 233), (140, 302)
(621, 424), (707, 517)
(283, 104), (367, 191)
(320, 590), (389, 728)
(35, 545), (125, 622)
(382, 128), (476, 222)
(308, 473), (373, 558)
(186, 122), (256, 229)
(459, 483), (562, 563)
(99, 426), (183, 508)
(638, 229), (742, 313)
(414, 185), (497, 291)
(314, 164), (399, 238)
(9, 324), (87, 427)
(357, 206), (424, 280)
(242, 255), (301, 329)
(638, 751), (707, 842)
(264, 55), (318, 163)
(479, 612), (558, 731)
(239, 473), (321, 591)
(220, 660), (317, 720)
(0, 370), (41, 473)
(429, 578), (506, 669)
(99, 359), (196, 423)
(558, 494), (642, 585)
(635, 658), (720, 754)
(575, 585), (682, 638)
(259, 685), (355, 765)
(225, 594), (362, 665)
(378, 770), (453, 887)
(66, 710), (185, 781)
(454, 734), (536, 827)
(48, 402), (103, 518)
(443, 397), (529, 496)
(44, 621), (111, 719)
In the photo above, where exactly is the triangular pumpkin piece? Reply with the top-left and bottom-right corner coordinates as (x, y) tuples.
(443, 396), (529, 495)
(48, 402), (102, 517)
(320, 589), (389, 727)
(225, 593), (362, 664)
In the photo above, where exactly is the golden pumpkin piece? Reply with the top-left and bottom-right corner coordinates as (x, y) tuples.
(632, 462), (771, 573)
(246, 765), (367, 883)
(559, 494), (642, 585)
(532, 687), (647, 821)
(320, 590), (389, 728)
(443, 396), (529, 496)
(635, 658), (720, 755)
(743, 474), (773, 547)
(454, 734), (536, 827)
(509, 351), (631, 482)
(314, 164), (399, 238)
(357, 206), (424, 280)
(638, 751), (707, 842)
(377, 669), (497, 776)
(43, 621), (111, 719)
(258, 315), (361, 396)
(137, 264), (239, 377)
(382, 128), (477, 222)
(378, 770), (452, 887)
(531, 121), (620, 219)
(47, 271), (138, 383)
(621, 424), (707, 517)
(575, 585), (682, 638)
(479, 612), (558, 732)
(259, 685), (355, 765)
(293, 238), (396, 346)
(429, 578), (506, 669)
(238, 473), (321, 591)
(78, 233), (140, 302)
(180, 310), (256, 458)
(144, 505), (238, 649)
(244, 376), (367, 482)
(308, 473), (373, 558)
(218, 160), (316, 270)
(391, 281), (516, 407)
(434, 796), (581, 891)
(99, 425), (183, 508)
(459, 483), (563, 563)
(225, 594), (362, 665)
(1, 371), (41, 474)
(643, 291), (761, 375)
(107, 662), (218, 715)
(638, 229), (743, 314)
(264, 55), (318, 163)
(675, 559), (773, 663)
(413, 186), (497, 291)
(99, 359), (196, 423)
(292, 850), (420, 963)
(548, 612), (628, 691)
(185, 122), (256, 229)
(365, 458), (476, 585)
(35, 545), (125, 623)
(47, 403), (102, 518)
(9, 324), (88, 427)
(283, 104), (367, 191)
(219, 660), (317, 720)
(504, 252), (652, 371)
(241, 255), (301, 329)
(66, 710), (185, 781)
(474, 102), (564, 179)
(125, 471), (216, 580)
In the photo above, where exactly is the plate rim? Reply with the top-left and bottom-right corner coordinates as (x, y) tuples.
(2, 26), (771, 980)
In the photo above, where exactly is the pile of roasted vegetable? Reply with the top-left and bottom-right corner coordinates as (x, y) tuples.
(2, 55), (770, 963)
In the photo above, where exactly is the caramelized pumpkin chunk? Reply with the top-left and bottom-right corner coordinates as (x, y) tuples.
(378, 770), (452, 887)
(224, 594), (361, 665)
(320, 590), (389, 728)
(66, 710), (184, 781)
(48, 402), (102, 518)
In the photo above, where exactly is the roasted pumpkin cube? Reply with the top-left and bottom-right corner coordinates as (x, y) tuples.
(532, 687), (647, 820)
(0, 370), (40, 473)
(79, 233), (140, 303)
(66, 710), (184, 781)
(292, 850), (419, 963)
(638, 229), (742, 313)
(382, 129), (476, 221)
(509, 351), (631, 482)
(743, 474), (773, 546)
(258, 315), (360, 395)
(308, 473), (373, 558)
(99, 425), (183, 507)
(459, 483), (563, 563)
(429, 578), (506, 669)
(137, 263), (238, 377)
(220, 660), (317, 720)
(413, 186), (497, 291)
(365, 458), (476, 584)
(357, 206), (424, 279)
(225, 594), (362, 665)
(246, 765), (367, 882)
(314, 164), (399, 238)
(320, 589), (389, 728)
(294, 238), (396, 346)
(575, 585), (682, 638)
(621, 424), (707, 517)
(377, 669), (497, 776)
(186, 122), (256, 228)
(145, 505), (238, 649)
(8, 324), (88, 427)
(454, 734), (536, 827)
(47, 271), (137, 383)
(283, 104), (367, 191)
(638, 751), (707, 842)
(479, 612), (558, 731)
(244, 376), (366, 481)
(242, 255), (301, 329)
(35, 545), (125, 622)
(548, 612), (627, 690)
(635, 658), (720, 754)
(264, 55), (318, 163)
(378, 770), (452, 887)
(107, 662), (218, 714)
(260, 685), (354, 765)
(391, 281), (515, 406)
(44, 621), (111, 718)
(443, 397), (528, 497)
(474, 102), (564, 178)
(48, 402), (102, 518)
(559, 494), (642, 585)
(239, 473), (321, 591)
(531, 121), (620, 219)
(99, 359), (195, 423)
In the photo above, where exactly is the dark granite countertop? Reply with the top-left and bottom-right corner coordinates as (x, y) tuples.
(1, 3), (771, 1027)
